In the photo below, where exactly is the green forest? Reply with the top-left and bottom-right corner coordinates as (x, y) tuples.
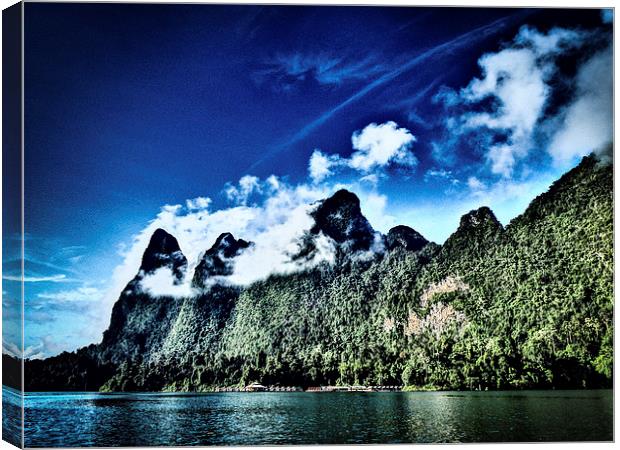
(22, 154), (613, 392)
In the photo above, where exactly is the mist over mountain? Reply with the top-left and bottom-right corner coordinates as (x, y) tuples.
(192, 233), (253, 288)
(140, 229), (188, 282)
(22, 155), (612, 392)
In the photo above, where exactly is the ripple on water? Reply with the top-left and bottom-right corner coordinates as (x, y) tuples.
(15, 389), (613, 447)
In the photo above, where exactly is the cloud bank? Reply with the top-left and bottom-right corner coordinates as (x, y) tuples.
(434, 25), (612, 177)
(126, 181), (334, 298)
(108, 121), (417, 304)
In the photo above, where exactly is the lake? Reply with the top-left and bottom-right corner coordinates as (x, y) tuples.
(3, 387), (613, 447)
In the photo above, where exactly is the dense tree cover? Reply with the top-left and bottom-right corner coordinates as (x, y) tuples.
(25, 344), (116, 391)
(397, 154), (613, 389)
(3, 354), (21, 390)
(23, 155), (613, 391)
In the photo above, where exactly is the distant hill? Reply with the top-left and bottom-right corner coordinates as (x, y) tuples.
(20, 154), (613, 392)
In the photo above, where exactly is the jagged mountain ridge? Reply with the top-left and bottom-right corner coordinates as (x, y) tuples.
(140, 228), (188, 282)
(22, 155), (613, 392)
(192, 233), (253, 288)
(34, 188), (425, 381)
(98, 189), (426, 369)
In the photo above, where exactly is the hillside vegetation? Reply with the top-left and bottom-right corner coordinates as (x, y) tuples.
(21, 155), (613, 392)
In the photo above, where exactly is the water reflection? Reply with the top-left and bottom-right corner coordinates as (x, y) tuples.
(14, 389), (613, 447)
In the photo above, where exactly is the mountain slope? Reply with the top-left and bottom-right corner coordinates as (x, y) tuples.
(22, 155), (613, 392)
(398, 155), (613, 389)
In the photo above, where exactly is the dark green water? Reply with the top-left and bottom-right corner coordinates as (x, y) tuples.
(8, 388), (614, 447)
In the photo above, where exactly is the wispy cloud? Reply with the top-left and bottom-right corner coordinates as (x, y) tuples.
(392, 79), (444, 128)
(5, 255), (81, 277)
(1, 338), (55, 360)
(255, 53), (386, 91)
(21, 336), (66, 360)
(249, 12), (525, 171)
(3, 274), (70, 283)
(2, 341), (22, 358)
(424, 168), (459, 186)
(36, 286), (103, 304)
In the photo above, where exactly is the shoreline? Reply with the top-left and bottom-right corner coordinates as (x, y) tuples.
(10, 385), (614, 395)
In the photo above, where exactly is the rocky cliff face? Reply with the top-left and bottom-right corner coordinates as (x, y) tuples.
(309, 189), (376, 251)
(293, 189), (381, 263)
(192, 233), (252, 288)
(139, 228), (188, 282)
(98, 229), (190, 364)
(386, 225), (429, 252)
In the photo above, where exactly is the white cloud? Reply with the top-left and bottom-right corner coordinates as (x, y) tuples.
(140, 267), (196, 298)
(307, 122), (417, 184)
(350, 121), (417, 172)
(225, 175), (262, 205)
(186, 196), (211, 211)
(162, 204), (182, 214)
(547, 45), (613, 165)
(460, 47), (547, 177)
(440, 26), (593, 178)
(467, 176), (486, 192)
(358, 192), (396, 233)
(308, 149), (341, 183)
(225, 201), (336, 285)
(265, 175), (280, 191)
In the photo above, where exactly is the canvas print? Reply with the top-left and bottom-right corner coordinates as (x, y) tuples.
(1, 2), (614, 447)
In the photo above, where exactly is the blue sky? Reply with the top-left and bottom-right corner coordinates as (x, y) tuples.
(4, 4), (612, 358)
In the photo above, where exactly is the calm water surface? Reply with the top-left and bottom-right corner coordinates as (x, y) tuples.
(5, 388), (613, 447)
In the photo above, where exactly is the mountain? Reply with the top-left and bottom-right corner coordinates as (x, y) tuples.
(293, 188), (380, 265)
(192, 233), (252, 288)
(139, 228), (188, 282)
(21, 155), (613, 392)
(309, 189), (376, 251)
(386, 225), (429, 252)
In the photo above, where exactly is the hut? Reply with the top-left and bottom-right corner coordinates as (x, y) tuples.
(246, 382), (267, 392)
